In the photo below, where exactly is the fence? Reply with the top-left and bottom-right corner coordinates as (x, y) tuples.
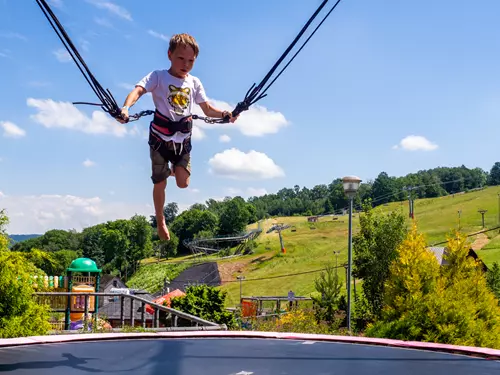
(34, 292), (227, 333)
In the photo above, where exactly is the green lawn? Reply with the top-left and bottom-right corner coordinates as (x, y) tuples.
(134, 186), (500, 307)
(220, 186), (500, 306)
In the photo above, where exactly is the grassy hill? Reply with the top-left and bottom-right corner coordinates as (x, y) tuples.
(132, 186), (500, 307)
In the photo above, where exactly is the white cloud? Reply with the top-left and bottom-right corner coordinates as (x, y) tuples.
(80, 39), (90, 52)
(393, 135), (438, 151)
(208, 148), (285, 180)
(188, 188), (200, 193)
(191, 126), (205, 141)
(247, 187), (268, 197)
(0, 32), (27, 41)
(94, 17), (113, 28)
(0, 192), (153, 234)
(83, 159), (95, 167)
(53, 48), (72, 63)
(1, 121), (26, 138)
(224, 187), (242, 196)
(86, 0), (132, 21)
(27, 98), (135, 138)
(219, 134), (231, 143)
(117, 82), (135, 90)
(224, 187), (268, 197)
(148, 30), (169, 42)
(27, 81), (52, 88)
(48, 0), (63, 8)
(192, 98), (289, 137)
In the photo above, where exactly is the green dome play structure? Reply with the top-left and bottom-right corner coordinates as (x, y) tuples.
(64, 257), (102, 330)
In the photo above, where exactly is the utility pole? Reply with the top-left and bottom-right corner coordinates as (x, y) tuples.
(403, 186), (416, 219)
(478, 209), (487, 229)
(458, 210), (462, 230)
(497, 193), (500, 225)
(237, 275), (245, 306)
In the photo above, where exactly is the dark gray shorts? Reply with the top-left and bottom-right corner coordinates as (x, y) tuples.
(150, 147), (191, 184)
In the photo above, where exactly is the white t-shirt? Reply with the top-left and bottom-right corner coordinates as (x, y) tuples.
(136, 70), (208, 143)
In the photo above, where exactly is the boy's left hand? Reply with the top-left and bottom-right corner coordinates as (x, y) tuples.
(223, 110), (239, 123)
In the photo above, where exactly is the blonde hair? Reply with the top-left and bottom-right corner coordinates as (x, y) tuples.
(169, 33), (199, 57)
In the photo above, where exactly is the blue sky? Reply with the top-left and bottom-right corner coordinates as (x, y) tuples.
(1, 0), (500, 234)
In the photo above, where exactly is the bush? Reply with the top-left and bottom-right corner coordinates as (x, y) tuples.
(0, 210), (51, 338)
(0, 251), (51, 338)
(250, 308), (334, 334)
(170, 284), (237, 329)
(352, 202), (407, 319)
(366, 224), (500, 349)
(311, 264), (344, 327)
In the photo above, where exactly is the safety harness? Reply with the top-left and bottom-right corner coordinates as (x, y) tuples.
(148, 110), (193, 163)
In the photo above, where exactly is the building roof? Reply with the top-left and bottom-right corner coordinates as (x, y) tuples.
(99, 292), (155, 321)
(427, 246), (488, 272)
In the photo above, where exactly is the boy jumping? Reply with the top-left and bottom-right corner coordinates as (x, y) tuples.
(116, 33), (238, 240)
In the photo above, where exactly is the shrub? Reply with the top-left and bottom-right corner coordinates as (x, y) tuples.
(250, 308), (334, 334)
(170, 284), (237, 329)
(352, 203), (407, 319)
(366, 224), (500, 349)
(0, 252), (51, 338)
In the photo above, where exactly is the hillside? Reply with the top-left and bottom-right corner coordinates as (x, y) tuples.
(131, 186), (500, 307)
(217, 186), (500, 306)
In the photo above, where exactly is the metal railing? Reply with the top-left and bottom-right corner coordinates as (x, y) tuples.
(35, 292), (227, 333)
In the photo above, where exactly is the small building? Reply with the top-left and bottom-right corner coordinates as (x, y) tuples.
(427, 247), (489, 273)
(307, 216), (318, 223)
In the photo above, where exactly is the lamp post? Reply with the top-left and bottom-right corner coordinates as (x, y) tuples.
(342, 175), (362, 332)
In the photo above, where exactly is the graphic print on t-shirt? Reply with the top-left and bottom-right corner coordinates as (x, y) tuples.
(167, 84), (191, 116)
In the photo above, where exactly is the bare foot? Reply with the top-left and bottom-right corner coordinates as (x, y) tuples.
(157, 220), (170, 241)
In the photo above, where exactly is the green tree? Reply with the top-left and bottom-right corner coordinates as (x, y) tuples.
(488, 162), (500, 186)
(170, 284), (236, 328)
(372, 172), (398, 204)
(171, 209), (219, 254)
(487, 262), (500, 303)
(150, 202), (179, 227)
(367, 226), (500, 349)
(0, 210), (51, 338)
(0, 209), (9, 251)
(218, 197), (252, 235)
(311, 264), (344, 326)
(352, 202), (407, 319)
(154, 231), (179, 260)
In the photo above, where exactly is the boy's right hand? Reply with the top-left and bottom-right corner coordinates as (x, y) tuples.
(116, 107), (129, 124)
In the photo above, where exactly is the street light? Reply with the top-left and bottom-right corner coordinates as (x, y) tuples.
(342, 175), (362, 332)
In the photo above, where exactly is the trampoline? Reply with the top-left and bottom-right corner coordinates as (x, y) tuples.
(1, 331), (500, 374)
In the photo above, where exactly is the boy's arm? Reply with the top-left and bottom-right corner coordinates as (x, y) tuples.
(198, 101), (227, 118)
(116, 86), (147, 123)
(198, 101), (238, 122)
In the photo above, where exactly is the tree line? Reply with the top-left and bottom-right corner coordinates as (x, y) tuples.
(8, 196), (258, 279)
(7, 161), (500, 280)
(248, 163), (500, 218)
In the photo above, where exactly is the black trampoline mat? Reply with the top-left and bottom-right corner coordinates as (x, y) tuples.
(0, 338), (499, 374)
